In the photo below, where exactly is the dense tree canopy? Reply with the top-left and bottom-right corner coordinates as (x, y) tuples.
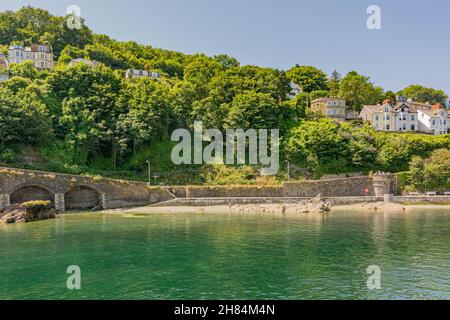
(398, 85), (448, 106)
(287, 65), (328, 93)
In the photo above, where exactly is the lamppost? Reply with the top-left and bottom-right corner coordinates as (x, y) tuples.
(146, 160), (151, 186)
(286, 160), (291, 181)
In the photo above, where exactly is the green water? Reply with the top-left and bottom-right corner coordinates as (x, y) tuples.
(0, 210), (449, 300)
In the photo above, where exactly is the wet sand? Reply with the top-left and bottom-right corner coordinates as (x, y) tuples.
(123, 202), (450, 215)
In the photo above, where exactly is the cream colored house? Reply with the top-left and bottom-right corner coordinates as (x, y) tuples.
(359, 102), (397, 131)
(8, 44), (54, 70)
(311, 98), (347, 121)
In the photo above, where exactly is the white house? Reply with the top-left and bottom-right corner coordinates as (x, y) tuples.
(418, 107), (449, 135)
(125, 69), (161, 80)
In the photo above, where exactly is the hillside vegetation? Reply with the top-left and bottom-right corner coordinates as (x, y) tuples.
(0, 6), (449, 187)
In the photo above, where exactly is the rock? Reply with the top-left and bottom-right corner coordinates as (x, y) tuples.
(0, 201), (57, 224)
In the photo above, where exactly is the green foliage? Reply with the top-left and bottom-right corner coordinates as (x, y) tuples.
(406, 149), (450, 192)
(309, 90), (329, 101)
(287, 65), (328, 93)
(200, 165), (278, 186)
(286, 119), (450, 178)
(9, 61), (38, 79)
(0, 6), (93, 57)
(398, 85), (448, 106)
(226, 92), (287, 130)
(0, 86), (51, 150)
(286, 119), (372, 177)
(339, 71), (384, 111)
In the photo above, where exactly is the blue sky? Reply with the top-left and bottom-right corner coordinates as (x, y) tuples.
(1, 0), (449, 94)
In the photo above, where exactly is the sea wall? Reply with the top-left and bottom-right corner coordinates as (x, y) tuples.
(0, 167), (398, 211)
(0, 167), (174, 211)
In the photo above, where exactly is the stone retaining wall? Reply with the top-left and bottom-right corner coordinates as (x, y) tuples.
(0, 167), (398, 211)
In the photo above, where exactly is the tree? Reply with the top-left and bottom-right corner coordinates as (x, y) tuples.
(225, 92), (285, 130)
(328, 70), (341, 97)
(309, 90), (329, 101)
(117, 79), (172, 155)
(287, 65), (328, 93)
(9, 61), (38, 79)
(398, 85), (448, 106)
(0, 86), (51, 149)
(339, 71), (384, 111)
(213, 54), (240, 69)
(407, 149), (450, 192)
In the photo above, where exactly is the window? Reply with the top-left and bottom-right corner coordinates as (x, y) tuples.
(411, 115), (415, 121)
(40, 62), (45, 68)
(386, 125), (390, 130)
(432, 120), (436, 126)
(375, 115), (379, 121)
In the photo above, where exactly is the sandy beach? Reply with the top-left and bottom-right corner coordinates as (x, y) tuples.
(122, 202), (450, 215)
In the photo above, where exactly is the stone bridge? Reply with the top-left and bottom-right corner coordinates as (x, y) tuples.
(0, 167), (174, 211)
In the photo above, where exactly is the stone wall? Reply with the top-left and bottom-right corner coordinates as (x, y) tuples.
(0, 167), (174, 211)
(283, 176), (375, 197)
(392, 196), (450, 204)
(0, 167), (398, 211)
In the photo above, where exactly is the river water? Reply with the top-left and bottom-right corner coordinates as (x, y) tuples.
(0, 210), (449, 300)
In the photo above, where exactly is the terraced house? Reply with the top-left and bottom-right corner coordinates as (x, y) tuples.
(8, 44), (54, 70)
(360, 96), (449, 135)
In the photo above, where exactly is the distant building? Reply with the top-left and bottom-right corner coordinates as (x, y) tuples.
(358, 96), (449, 133)
(8, 44), (54, 70)
(125, 69), (161, 80)
(311, 98), (347, 121)
(288, 82), (302, 99)
(360, 98), (419, 132)
(68, 58), (98, 67)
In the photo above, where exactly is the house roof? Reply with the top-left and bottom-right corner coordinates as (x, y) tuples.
(418, 108), (449, 118)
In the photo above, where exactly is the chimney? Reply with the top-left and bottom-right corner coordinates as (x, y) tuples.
(432, 103), (442, 110)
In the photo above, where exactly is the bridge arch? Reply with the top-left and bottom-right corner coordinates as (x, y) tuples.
(10, 184), (55, 205)
(64, 185), (102, 210)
